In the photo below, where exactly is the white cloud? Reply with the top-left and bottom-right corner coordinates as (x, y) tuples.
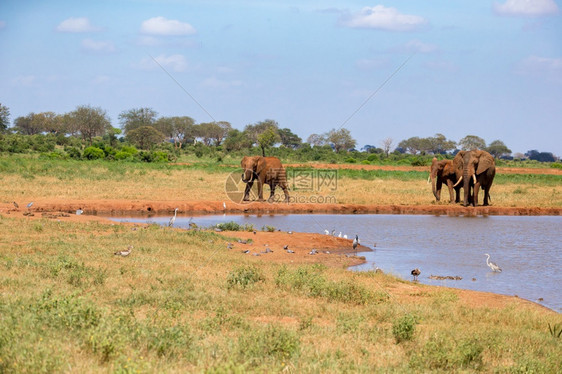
(56, 17), (99, 33)
(516, 56), (562, 77)
(340, 6), (428, 31)
(140, 16), (196, 36)
(139, 54), (189, 72)
(494, 0), (559, 16)
(81, 38), (116, 53)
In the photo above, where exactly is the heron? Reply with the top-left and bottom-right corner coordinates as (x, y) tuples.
(411, 268), (421, 281)
(168, 208), (179, 227)
(223, 202), (226, 210)
(485, 253), (502, 272)
(115, 245), (133, 257)
(352, 235), (359, 255)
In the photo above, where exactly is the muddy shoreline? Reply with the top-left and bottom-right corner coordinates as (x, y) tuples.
(2, 199), (561, 216)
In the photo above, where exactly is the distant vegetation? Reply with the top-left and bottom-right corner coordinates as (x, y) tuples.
(0, 103), (559, 166)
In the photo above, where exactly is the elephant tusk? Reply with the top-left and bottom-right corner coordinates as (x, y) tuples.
(453, 176), (462, 188)
(472, 174), (477, 184)
(427, 175), (431, 184)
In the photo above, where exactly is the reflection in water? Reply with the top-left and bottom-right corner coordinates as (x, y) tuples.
(110, 214), (562, 312)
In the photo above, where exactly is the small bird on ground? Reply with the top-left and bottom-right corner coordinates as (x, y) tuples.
(13, 201), (19, 209)
(411, 268), (421, 281)
(309, 249), (318, 255)
(324, 229), (329, 235)
(242, 249), (250, 254)
(338, 232), (342, 238)
(343, 234), (348, 239)
(287, 231), (293, 234)
(76, 208), (83, 215)
(352, 235), (359, 255)
(283, 245), (289, 250)
(227, 243), (233, 249)
(238, 239), (247, 244)
(114, 245), (133, 257)
(27, 202), (34, 209)
(168, 208), (179, 227)
(485, 253), (502, 272)
(287, 249), (295, 254)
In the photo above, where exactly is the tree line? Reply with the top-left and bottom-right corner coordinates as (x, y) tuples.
(0, 103), (558, 162)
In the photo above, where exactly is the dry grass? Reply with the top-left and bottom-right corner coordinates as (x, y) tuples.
(1, 156), (560, 208)
(0, 214), (560, 372)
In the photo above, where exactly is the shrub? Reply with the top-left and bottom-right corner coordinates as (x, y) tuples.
(226, 266), (264, 289)
(551, 162), (562, 169)
(83, 146), (105, 160)
(392, 314), (417, 343)
(237, 325), (300, 364)
(215, 222), (254, 232)
(114, 151), (133, 161)
(344, 157), (357, 163)
(65, 146), (82, 160)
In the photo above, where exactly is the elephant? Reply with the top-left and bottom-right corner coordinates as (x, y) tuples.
(429, 157), (461, 203)
(453, 150), (496, 207)
(240, 156), (290, 203)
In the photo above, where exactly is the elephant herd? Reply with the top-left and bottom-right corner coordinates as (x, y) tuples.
(429, 149), (496, 207)
(239, 150), (496, 207)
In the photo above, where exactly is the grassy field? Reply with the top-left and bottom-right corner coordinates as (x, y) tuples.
(1, 155), (561, 208)
(0, 215), (560, 373)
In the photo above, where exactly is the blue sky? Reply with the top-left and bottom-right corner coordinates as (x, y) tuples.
(1, 0), (561, 155)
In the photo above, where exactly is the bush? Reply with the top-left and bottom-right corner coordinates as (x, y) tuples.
(237, 325), (300, 364)
(83, 146), (105, 160)
(215, 222), (255, 232)
(114, 151), (133, 161)
(551, 162), (562, 169)
(65, 146), (82, 160)
(344, 157), (357, 163)
(226, 266), (264, 289)
(392, 314), (417, 343)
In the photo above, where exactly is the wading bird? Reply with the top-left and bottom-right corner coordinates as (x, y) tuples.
(115, 245), (133, 257)
(411, 268), (421, 281)
(352, 235), (359, 255)
(168, 208), (179, 227)
(485, 253), (502, 272)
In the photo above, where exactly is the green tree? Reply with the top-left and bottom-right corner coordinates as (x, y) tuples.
(486, 140), (511, 159)
(126, 126), (165, 150)
(156, 116), (196, 148)
(0, 103), (10, 132)
(398, 136), (423, 154)
(257, 127), (281, 156)
(68, 105), (111, 144)
(459, 135), (486, 151)
(119, 108), (158, 135)
(325, 128), (356, 152)
(278, 127), (302, 149)
(428, 133), (456, 154)
(244, 119), (279, 147)
(223, 129), (252, 152)
(197, 121), (232, 146)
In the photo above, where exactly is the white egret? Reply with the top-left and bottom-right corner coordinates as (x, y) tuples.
(485, 253), (502, 272)
(168, 208), (179, 227)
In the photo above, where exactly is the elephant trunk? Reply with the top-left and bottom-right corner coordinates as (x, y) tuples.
(463, 168), (471, 207)
(242, 169), (253, 183)
(431, 174), (440, 201)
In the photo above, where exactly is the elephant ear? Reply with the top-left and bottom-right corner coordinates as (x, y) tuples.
(453, 152), (464, 172)
(240, 156), (248, 168)
(255, 156), (266, 173)
(476, 152), (494, 175)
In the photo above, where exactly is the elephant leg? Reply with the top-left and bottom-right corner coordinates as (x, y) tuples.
(243, 181), (254, 201)
(454, 186), (461, 203)
(257, 180), (265, 201)
(282, 184), (290, 203)
(483, 186), (491, 206)
(267, 183), (276, 203)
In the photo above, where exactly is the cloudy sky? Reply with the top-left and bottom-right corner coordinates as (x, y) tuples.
(1, 0), (561, 155)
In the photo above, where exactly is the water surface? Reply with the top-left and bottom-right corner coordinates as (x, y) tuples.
(110, 213), (562, 312)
